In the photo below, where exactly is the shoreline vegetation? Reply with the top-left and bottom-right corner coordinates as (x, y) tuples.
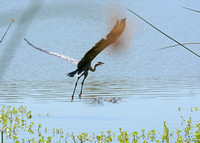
(0, 106), (199, 143)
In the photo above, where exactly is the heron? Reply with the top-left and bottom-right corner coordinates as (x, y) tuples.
(24, 18), (126, 101)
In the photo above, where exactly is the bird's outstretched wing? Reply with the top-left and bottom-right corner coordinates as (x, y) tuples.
(24, 38), (79, 65)
(78, 18), (126, 68)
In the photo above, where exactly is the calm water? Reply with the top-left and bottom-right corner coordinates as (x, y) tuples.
(0, 0), (200, 142)
(0, 78), (200, 132)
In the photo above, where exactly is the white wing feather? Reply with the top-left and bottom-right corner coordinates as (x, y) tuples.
(24, 38), (79, 65)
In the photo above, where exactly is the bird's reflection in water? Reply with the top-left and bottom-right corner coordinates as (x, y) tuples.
(91, 97), (122, 105)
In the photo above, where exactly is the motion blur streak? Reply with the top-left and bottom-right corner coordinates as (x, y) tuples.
(105, 4), (138, 53)
(0, 1), (43, 81)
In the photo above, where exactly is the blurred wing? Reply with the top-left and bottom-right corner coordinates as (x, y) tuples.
(78, 18), (126, 68)
(24, 38), (79, 65)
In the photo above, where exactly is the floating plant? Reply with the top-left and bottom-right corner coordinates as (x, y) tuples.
(0, 105), (200, 142)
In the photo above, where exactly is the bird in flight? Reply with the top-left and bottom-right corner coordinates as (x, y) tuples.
(24, 18), (126, 101)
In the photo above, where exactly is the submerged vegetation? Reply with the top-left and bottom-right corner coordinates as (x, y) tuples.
(0, 106), (200, 142)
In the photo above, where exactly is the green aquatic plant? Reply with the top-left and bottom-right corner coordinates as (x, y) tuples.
(161, 121), (170, 143)
(118, 128), (129, 142)
(178, 106), (181, 111)
(147, 129), (157, 142)
(1, 105), (200, 142)
(131, 131), (138, 142)
(0, 106), (32, 142)
(194, 123), (200, 142)
(191, 106), (199, 112)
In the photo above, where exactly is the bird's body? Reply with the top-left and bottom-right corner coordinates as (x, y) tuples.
(24, 18), (126, 101)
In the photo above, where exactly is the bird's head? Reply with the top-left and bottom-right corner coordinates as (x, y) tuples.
(91, 62), (104, 72)
(96, 61), (104, 66)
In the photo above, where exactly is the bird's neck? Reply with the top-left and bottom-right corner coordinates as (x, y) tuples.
(90, 64), (98, 72)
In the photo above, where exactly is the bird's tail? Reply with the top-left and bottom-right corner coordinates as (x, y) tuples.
(67, 69), (84, 77)
(67, 70), (78, 77)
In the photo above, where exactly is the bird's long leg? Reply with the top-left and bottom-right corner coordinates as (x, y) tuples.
(79, 72), (88, 99)
(71, 76), (80, 101)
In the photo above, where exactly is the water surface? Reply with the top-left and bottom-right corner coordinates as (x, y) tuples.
(0, 0), (200, 142)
